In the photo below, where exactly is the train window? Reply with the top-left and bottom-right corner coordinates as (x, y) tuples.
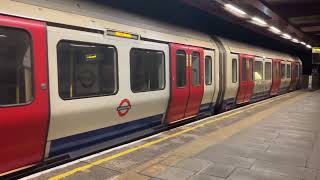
(192, 52), (201, 86)
(242, 58), (247, 81)
(281, 64), (286, 79)
(249, 58), (254, 81)
(255, 61), (263, 81)
(0, 27), (33, 106)
(205, 56), (212, 85)
(286, 64), (291, 78)
(265, 62), (272, 80)
(232, 59), (237, 83)
(130, 49), (165, 92)
(57, 41), (117, 99)
(176, 50), (187, 88)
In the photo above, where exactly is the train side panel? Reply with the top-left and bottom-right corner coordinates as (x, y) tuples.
(211, 45), (221, 112)
(0, 15), (49, 174)
(46, 26), (170, 156)
(200, 49), (217, 114)
(217, 39), (239, 111)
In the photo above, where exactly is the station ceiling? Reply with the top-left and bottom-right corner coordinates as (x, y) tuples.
(95, 0), (319, 48)
(95, 0), (314, 73)
(264, 0), (320, 44)
(182, 0), (320, 47)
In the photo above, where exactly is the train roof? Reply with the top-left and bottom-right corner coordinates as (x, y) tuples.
(2, 0), (299, 62)
(219, 37), (296, 61)
(1, 0), (218, 50)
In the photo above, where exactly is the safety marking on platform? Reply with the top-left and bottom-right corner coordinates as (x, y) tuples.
(46, 92), (302, 180)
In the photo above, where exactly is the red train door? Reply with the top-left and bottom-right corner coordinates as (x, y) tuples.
(166, 43), (204, 124)
(185, 46), (204, 117)
(246, 57), (255, 101)
(271, 59), (281, 95)
(290, 61), (296, 91)
(237, 55), (247, 104)
(237, 54), (254, 104)
(0, 15), (49, 174)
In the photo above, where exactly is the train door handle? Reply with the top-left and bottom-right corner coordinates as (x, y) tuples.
(41, 83), (47, 90)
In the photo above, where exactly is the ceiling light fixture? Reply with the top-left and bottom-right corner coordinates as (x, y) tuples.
(269, 26), (281, 34)
(224, 4), (247, 15)
(282, 33), (292, 39)
(306, 44), (312, 49)
(300, 41), (306, 45)
(292, 38), (299, 43)
(251, 17), (268, 26)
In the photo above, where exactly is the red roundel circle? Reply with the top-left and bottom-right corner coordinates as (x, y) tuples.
(117, 99), (131, 117)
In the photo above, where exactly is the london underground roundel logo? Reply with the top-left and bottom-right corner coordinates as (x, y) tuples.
(117, 99), (131, 117)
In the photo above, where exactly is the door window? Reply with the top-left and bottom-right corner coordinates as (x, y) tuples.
(265, 62), (272, 80)
(192, 52), (201, 86)
(242, 58), (247, 81)
(255, 61), (263, 81)
(249, 58), (254, 81)
(205, 56), (212, 85)
(286, 64), (291, 78)
(176, 50), (187, 88)
(0, 27), (33, 106)
(281, 64), (286, 79)
(57, 40), (117, 99)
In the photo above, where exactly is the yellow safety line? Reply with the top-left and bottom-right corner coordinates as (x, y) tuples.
(49, 93), (294, 180)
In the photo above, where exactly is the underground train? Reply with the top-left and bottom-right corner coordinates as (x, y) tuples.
(0, 0), (302, 175)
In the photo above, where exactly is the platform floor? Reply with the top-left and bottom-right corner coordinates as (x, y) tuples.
(24, 90), (320, 180)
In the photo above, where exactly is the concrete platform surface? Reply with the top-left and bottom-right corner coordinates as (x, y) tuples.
(23, 90), (320, 180)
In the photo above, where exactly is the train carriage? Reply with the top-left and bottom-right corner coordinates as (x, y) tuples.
(0, 0), (302, 175)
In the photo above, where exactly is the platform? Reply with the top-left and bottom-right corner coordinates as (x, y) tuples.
(24, 90), (320, 180)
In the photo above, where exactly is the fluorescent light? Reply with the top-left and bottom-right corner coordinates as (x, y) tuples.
(282, 33), (292, 39)
(300, 41), (306, 45)
(252, 17), (267, 26)
(225, 4), (247, 15)
(292, 38), (299, 43)
(269, 26), (281, 34)
(306, 44), (312, 48)
(0, 34), (7, 38)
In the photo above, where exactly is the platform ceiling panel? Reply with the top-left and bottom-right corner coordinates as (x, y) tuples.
(264, 0), (320, 43)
